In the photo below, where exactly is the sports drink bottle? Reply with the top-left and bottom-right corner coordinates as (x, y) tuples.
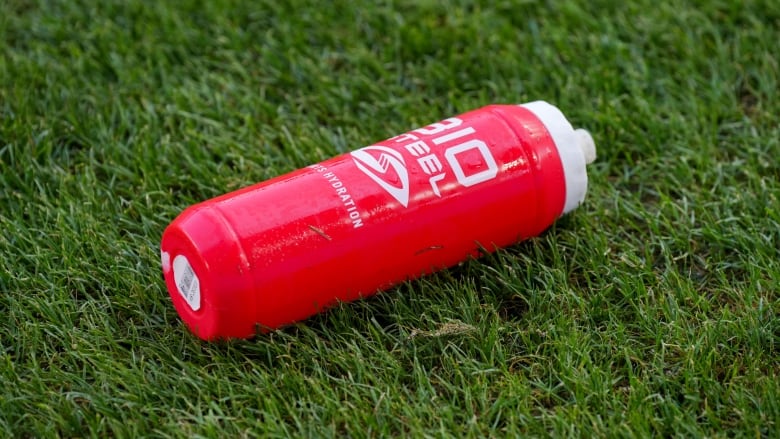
(160, 101), (596, 340)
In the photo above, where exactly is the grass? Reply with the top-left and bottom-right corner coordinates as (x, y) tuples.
(1, 0), (778, 436)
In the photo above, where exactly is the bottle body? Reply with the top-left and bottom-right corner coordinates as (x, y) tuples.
(160, 101), (594, 340)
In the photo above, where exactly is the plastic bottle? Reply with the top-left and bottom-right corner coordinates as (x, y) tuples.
(160, 101), (596, 340)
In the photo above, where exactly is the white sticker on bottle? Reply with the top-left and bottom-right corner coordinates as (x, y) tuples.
(172, 255), (201, 311)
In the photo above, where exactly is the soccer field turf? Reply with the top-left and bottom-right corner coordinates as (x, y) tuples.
(1, 0), (778, 436)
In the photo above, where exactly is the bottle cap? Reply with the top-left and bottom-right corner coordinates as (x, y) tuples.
(520, 101), (596, 214)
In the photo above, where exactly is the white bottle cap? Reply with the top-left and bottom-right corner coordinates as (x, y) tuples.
(519, 101), (596, 215)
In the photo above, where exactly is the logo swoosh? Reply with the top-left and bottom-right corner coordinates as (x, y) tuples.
(351, 146), (410, 207)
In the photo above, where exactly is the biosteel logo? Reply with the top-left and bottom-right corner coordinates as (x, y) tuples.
(353, 117), (499, 207)
(351, 146), (411, 207)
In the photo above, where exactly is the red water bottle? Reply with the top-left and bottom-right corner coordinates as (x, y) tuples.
(160, 101), (596, 340)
